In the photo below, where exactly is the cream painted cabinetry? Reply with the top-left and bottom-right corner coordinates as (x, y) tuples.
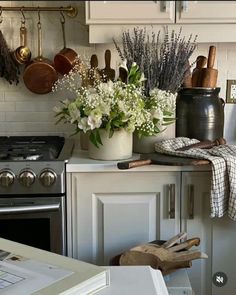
(181, 172), (212, 295)
(176, 1), (236, 24)
(86, 1), (236, 24)
(85, 1), (236, 43)
(67, 171), (181, 265)
(86, 1), (175, 24)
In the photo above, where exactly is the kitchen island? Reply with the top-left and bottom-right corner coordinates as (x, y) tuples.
(0, 238), (109, 295)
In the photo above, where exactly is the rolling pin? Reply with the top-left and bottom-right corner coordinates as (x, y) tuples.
(191, 55), (207, 87)
(176, 137), (226, 151)
(201, 46), (218, 88)
(182, 60), (192, 88)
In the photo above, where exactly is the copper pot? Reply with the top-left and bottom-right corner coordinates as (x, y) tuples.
(23, 20), (58, 94)
(54, 15), (78, 75)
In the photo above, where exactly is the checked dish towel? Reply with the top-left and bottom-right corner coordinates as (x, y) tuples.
(155, 137), (236, 220)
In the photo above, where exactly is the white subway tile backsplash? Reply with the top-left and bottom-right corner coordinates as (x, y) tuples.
(5, 112), (55, 122)
(0, 102), (15, 111)
(0, 113), (5, 121)
(0, 1), (236, 141)
(15, 101), (59, 112)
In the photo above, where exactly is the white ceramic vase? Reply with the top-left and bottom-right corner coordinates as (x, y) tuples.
(88, 129), (133, 160)
(133, 123), (176, 154)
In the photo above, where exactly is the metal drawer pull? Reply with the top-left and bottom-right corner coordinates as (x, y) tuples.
(188, 184), (194, 219)
(168, 184), (175, 219)
(0, 203), (60, 214)
(182, 1), (188, 12)
(160, 1), (170, 12)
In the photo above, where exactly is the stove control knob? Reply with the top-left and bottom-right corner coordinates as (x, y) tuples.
(0, 170), (14, 187)
(19, 170), (35, 187)
(39, 169), (57, 187)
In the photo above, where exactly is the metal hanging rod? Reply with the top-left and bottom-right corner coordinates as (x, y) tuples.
(0, 6), (78, 18)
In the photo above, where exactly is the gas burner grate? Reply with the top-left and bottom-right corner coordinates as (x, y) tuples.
(0, 136), (65, 161)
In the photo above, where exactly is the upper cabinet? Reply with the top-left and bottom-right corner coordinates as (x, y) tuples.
(86, 1), (175, 24)
(85, 1), (236, 43)
(176, 1), (236, 23)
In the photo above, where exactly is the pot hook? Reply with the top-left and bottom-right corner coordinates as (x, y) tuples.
(20, 8), (26, 27)
(0, 7), (3, 24)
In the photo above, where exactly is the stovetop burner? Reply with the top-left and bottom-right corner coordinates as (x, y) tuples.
(0, 136), (65, 161)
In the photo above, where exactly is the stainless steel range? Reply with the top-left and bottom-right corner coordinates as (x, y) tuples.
(0, 136), (74, 255)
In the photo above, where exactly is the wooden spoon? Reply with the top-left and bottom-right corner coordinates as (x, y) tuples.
(100, 49), (115, 82)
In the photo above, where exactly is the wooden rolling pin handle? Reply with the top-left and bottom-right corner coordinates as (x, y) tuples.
(207, 46), (216, 68)
(176, 137), (226, 151)
(196, 55), (207, 69)
(117, 159), (152, 170)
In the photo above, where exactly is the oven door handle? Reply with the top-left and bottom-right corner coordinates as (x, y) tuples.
(0, 203), (60, 214)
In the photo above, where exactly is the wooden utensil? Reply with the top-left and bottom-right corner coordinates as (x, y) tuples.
(162, 232), (187, 248)
(100, 49), (115, 82)
(54, 13), (78, 75)
(119, 244), (207, 275)
(119, 66), (128, 83)
(117, 153), (210, 170)
(85, 54), (100, 86)
(168, 238), (200, 252)
(191, 55), (207, 87)
(23, 19), (58, 94)
(176, 137), (226, 151)
(201, 46), (218, 88)
(182, 60), (192, 88)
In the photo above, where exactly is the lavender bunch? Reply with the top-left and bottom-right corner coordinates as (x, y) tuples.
(113, 27), (197, 94)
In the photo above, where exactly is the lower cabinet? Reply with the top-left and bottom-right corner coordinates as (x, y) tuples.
(67, 169), (236, 295)
(68, 171), (181, 265)
(181, 172), (212, 295)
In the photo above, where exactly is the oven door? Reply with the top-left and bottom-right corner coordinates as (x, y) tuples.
(0, 196), (66, 255)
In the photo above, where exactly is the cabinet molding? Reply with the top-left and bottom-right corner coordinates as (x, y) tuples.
(92, 192), (159, 265)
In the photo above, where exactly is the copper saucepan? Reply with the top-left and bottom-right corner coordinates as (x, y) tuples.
(23, 15), (58, 94)
(54, 12), (78, 75)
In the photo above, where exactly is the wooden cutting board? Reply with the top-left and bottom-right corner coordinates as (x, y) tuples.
(117, 153), (210, 169)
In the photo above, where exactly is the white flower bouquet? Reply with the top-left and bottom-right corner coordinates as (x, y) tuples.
(136, 88), (177, 138)
(53, 62), (176, 147)
(54, 70), (147, 147)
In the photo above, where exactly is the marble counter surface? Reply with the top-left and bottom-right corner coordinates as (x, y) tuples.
(66, 148), (211, 173)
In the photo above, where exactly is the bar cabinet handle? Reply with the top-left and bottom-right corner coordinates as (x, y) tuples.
(182, 1), (188, 12)
(188, 184), (194, 219)
(0, 203), (60, 214)
(168, 184), (175, 219)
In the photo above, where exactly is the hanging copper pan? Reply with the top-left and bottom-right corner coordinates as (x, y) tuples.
(54, 12), (78, 75)
(23, 15), (58, 94)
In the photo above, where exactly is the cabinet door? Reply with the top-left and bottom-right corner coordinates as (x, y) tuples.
(181, 172), (212, 295)
(86, 1), (175, 24)
(212, 217), (236, 295)
(69, 171), (180, 265)
(176, 1), (236, 23)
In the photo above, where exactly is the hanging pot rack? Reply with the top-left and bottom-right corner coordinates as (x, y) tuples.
(0, 5), (78, 18)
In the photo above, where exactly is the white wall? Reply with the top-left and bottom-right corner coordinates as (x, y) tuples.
(0, 1), (236, 142)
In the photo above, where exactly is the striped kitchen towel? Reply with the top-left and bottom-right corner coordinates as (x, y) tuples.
(155, 137), (236, 220)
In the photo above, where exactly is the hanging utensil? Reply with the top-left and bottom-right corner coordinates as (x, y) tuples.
(54, 11), (78, 75)
(13, 9), (31, 65)
(23, 10), (58, 94)
(0, 8), (19, 84)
